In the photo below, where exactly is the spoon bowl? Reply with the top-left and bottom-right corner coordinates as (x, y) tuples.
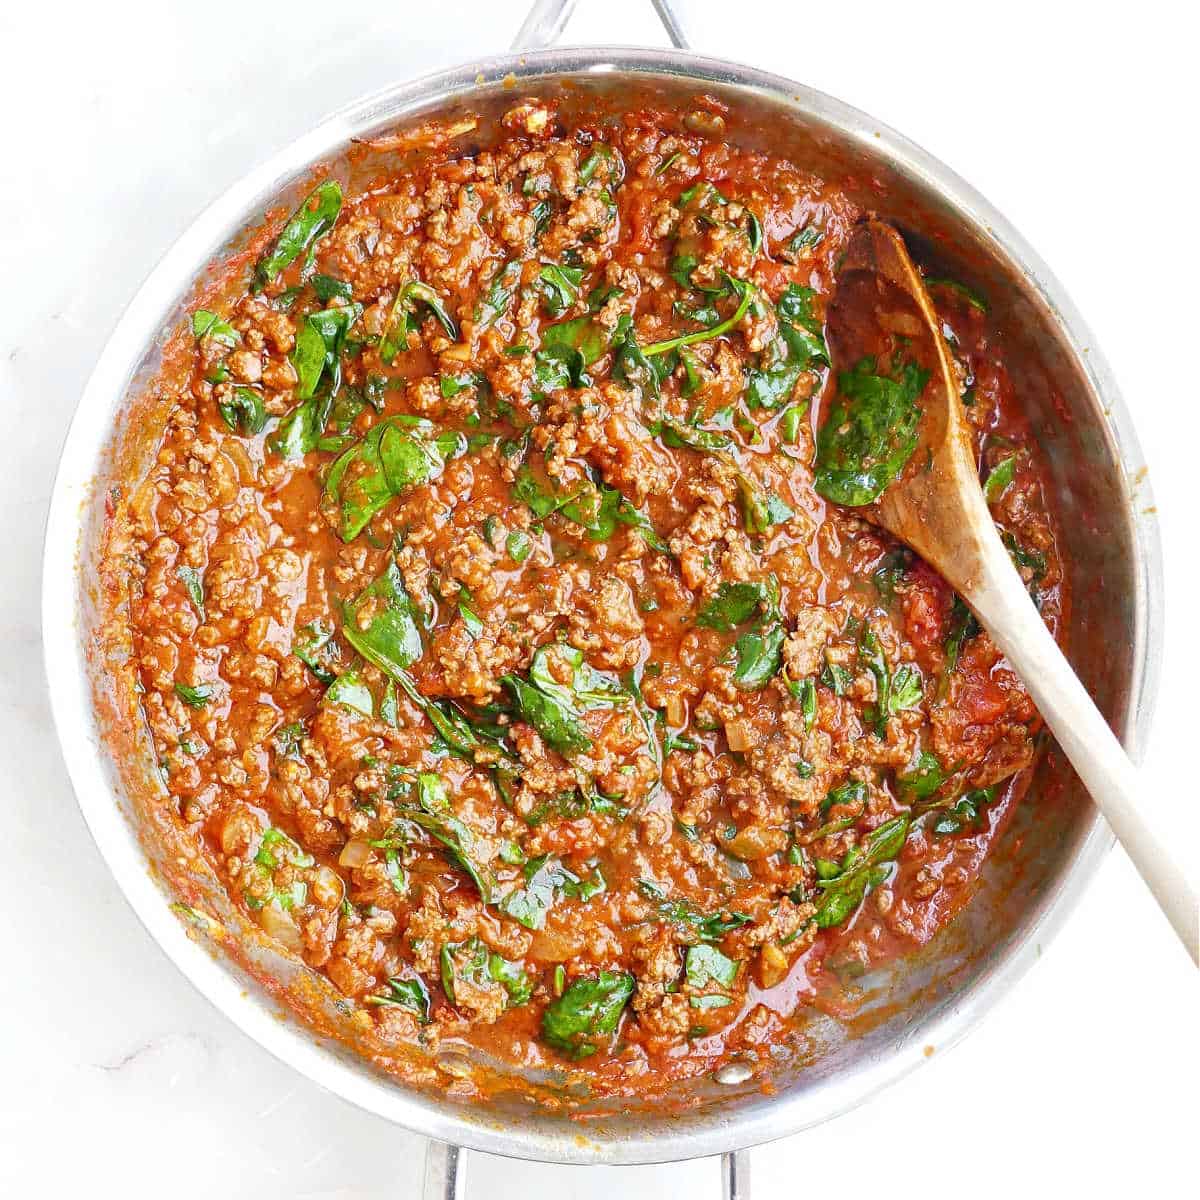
(825, 220), (1198, 962)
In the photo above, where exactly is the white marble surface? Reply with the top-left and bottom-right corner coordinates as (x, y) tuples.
(2, 1), (1196, 1195)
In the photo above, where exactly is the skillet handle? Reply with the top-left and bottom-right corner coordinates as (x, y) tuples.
(511, 0), (693, 50)
(421, 1141), (750, 1199)
(421, 5), (740, 1196)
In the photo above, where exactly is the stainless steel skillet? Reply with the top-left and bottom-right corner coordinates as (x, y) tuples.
(40, 1), (1165, 1196)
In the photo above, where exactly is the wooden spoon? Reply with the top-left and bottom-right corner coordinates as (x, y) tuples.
(825, 219), (1197, 963)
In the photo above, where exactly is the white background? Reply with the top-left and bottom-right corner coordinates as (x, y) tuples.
(1, 1), (1196, 1196)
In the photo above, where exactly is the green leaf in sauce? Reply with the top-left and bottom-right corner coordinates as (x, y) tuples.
(536, 264), (585, 317)
(475, 260), (520, 330)
(931, 786), (996, 836)
(498, 854), (605, 930)
(397, 772), (494, 902)
(696, 580), (775, 631)
(311, 273), (353, 303)
(342, 561), (424, 676)
(255, 180), (343, 285)
(813, 815), (909, 928)
(897, 750), (945, 800)
(366, 975), (431, 1022)
(643, 276), (755, 357)
(859, 623), (923, 736)
(292, 619), (338, 685)
(441, 936), (532, 1009)
(506, 530), (532, 562)
(324, 416), (463, 541)
(984, 454), (1017, 502)
(732, 623), (785, 691)
(540, 970), (635, 1059)
(176, 565), (205, 620)
(814, 356), (930, 506)
(322, 667), (374, 717)
(191, 309), (240, 347)
(502, 643), (625, 756)
(924, 276), (989, 314)
(685, 944), (738, 989)
(218, 386), (267, 436)
(291, 313), (342, 400)
(781, 222), (825, 262)
(735, 471), (794, 535)
(380, 281), (458, 365)
(745, 285), (828, 411)
(173, 682), (214, 708)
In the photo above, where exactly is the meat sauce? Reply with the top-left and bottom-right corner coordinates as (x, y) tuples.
(103, 97), (1064, 1095)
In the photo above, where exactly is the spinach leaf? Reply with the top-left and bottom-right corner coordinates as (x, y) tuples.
(897, 750), (945, 800)
(537, 264), (585, 317)
(498, 854), (604, 930)
(638, 882), (751, 941)
(502, 643), (625, 756)
(696, 580), (774, 631)
(502, 673), (591, 754)
(745, 284), (828, 411)
(685, 944), (738, 989)
(540, 970), (634, 1059)
(814, 357), (929, 506)
(366, 975), (431, 1022)
(533, 313), (610, 393)
(397, 772), (494, 902)
(271, 391), (332, 461)
(611, 319), (663, 400)
(218, 386), (267, 436)
(814, 815), (909, 928)
(191, 309), (240, 347)
(173, 682), (214, 708)
(476, 260), (520, 329)
(660, 420), (733, 453)
(984, 454), (1017, 502)
(931, 786), (996, 835)
(342, 561), (424, 676)
(732, 623), (786, 690)
(322, 667), (374, 717)
(613, 495), (671, 554)
(458, 590), (484, 638)
(506, 530), (532, 562)
(643, 276), (755, 357)
(942, 597), (980, 685)
(292, 619), (338, 685)
(440, 936), (532, 1008)
(860, 624), (923, 736)
(779, 402), (807, 444)
(176, 565), (205, 620)
(735, 470), (794, 535)
(256, 180), (343, 285)
(380, 281), (458, 365)
(820, 659), (853, 696)
(578, 143), (624, 188)
(393, 670), (484, 761)
(1002, 530), (1046, 580)
(924, 276), (989, 314)
(781, 222), (825, 262)
(323, 416), (461, 541)
(311, 273), (353, 303)
(286, 302), (362, 412)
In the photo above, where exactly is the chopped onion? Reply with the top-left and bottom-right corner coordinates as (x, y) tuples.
(725, 718), (754, 752)
(338, 838), (372, 869)
(258, 903), (302, 952)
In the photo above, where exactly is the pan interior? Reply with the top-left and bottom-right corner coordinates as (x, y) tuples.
(59, 53), (1155, 1162)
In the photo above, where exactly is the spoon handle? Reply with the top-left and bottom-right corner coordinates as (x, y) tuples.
(970, 550), (1198, 964)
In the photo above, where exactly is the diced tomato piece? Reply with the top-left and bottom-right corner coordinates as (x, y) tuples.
(902, 561), (951, 667)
